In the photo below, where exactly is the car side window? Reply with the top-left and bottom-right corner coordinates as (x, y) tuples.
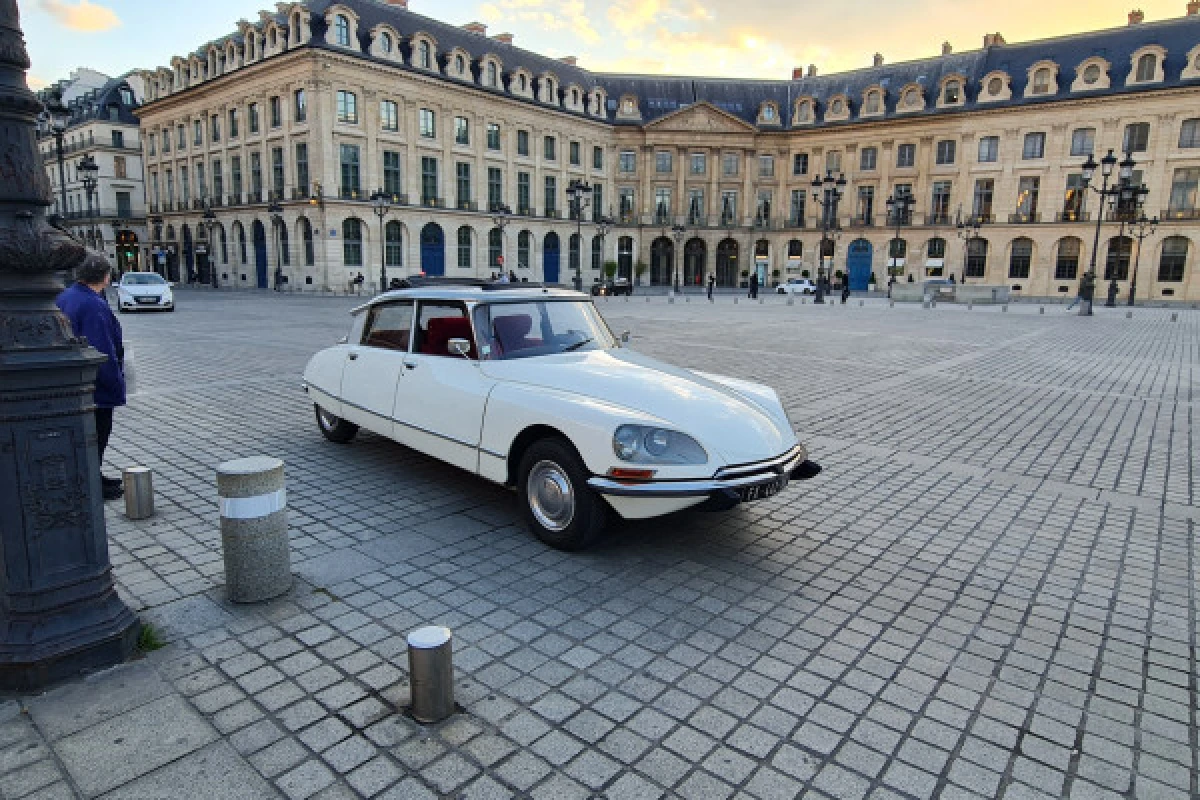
(362, 300), (414, 351)
(414, 301), (476, 359)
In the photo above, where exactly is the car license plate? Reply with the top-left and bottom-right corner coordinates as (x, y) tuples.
(135, 296), (157, 304)
(738, 475), (788, 502)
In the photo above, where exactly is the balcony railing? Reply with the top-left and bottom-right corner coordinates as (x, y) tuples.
(652, 212), (670, 225)
(56, 207), (146, 221)
(923, 212), (952, 226)
(421, 196), (445, 208)
(686, 215), (707, 227)
(247, 190), (264, 204)
(209, 196), (224, 208)
(291, 186), (311, 200)
(1056, 211), (1091, 222)
(1160, 207), (1200, 220)
(970, 213), (995, 224)
(545, 209), (560, 219)
(456, 200), (478, 211)
(618, 211), (635, 224)
(518, 205), (535, 217)
(1009, 212), (1041, 224)
(340, 187), (364, 201)
(785, 215), (806, 229)
(754, 216), (775, 229)
(849, 215), (875, 228)
(719, 214), (737, 227)
(227, 194), (243, 207)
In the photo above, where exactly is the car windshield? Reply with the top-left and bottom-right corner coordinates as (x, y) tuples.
(122, 273), (167, 286)
(474, 299), (616, 360)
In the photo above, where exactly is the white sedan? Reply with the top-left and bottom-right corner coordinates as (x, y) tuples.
(777, 278), (817, 295)
(116, 272), (175, 312)
(302, 281), (821, 550)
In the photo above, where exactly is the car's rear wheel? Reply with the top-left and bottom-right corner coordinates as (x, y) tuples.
(315, 404), (358, 443)
(517, 438), (606, 551)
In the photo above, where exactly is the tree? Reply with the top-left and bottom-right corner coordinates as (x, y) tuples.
(603, 260), (618, 279)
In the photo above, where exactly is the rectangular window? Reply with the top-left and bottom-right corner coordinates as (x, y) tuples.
(722, 153), (739, 176)
(720, 190), (737, 223)
(544, 136), (556, 161)
(935, 140), (956, 165)
(115, 191), (131, 217)
(896, 143), (916, 168)
(759, 155), (775, 177)
(114, 156), (127, 179)
(295, 144), (308, 195)
(860, 147), (877, 171)
(618, 188), (635, 222)
(825, 151), (841, 174)
(247, 154), (260, 194)
(654, 188), (671, 222)
(1179, 119), (1200, 149)
(1016, 176), (1040, 218)
(486, 123), (500, 151)
(269, 96), (281, 128)
(211, 159), (223, 198)
(227, 109), (238, 138)
(421, 157), (438, 204)
(487, 167), (502, 210)
(690, 153), (706, 174)
(271, 147), (284, 195)
(518, 131), (530, 157)
(544, 175), (557, 215)
(1123, 122), (1150, 153)
(1022, 132), (1046, 160)
(165, 170), (173, 204)
(789, 190), (806, 226)
(381, 100), (398, 132)
(294, 89), (307, 123)
(180, 165), (190, 201)
(793, 153), (808, 175)
(1063, 173), (1086, 219)
(756, 190), (773, 224)
(1070, 127), (1095, 156)
(194, 162), (204, 197)
(591, 184), (603, 222)
(340, 144), (360, 195)
(148, 133), (156, 156)
(337, 92), (358, 124)
(972, 178), (994, 219)
(454, 116), (469, 145)
(419, 108), (435, 138)
(177, 124), (185, 149)
(655, 151), (673, 173)
(1168, 167), (1199, 212)
(686, 189), (704, 224)
(855, 186), (874, 223)
(193, 119), (202, 146)
(210, 114), (220, 142)
(930, 181), (952, 223)
(161, 128), (170, 153)
(569, 141), (581, 166)
(230, 157), (241, 197)
(248, 103), (259, 133)
(517, 172), (531, 213)
(978, 136), (999, 163)
(383, 150), (402, 195)
(1055, 239), (1080, 280)
(456, 162), (471, 208)
(593, 146), (604, 170)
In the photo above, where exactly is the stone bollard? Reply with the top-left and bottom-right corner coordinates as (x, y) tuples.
(1126, 311), (1132, 319)
(759, 298), (764, 305)
(786, 297), (794, 306)
(408, 626), (454, 723)
(123, 466), (154, 520)
(1002, 305), (1008, 312)
(668, 296), (674, 304)
(967, 302), (973, 310)
(217, 456), (292, 603)
(1171, 312), (1178, 321)
(889, 300), (894, 308)
(858, 300), (864, 307)
(733, 297), (738, 304)
(922, 300), (930, 309)
(1039, 306), (1045, 315)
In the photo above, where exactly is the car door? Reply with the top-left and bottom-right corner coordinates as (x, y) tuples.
(339, 300), (413, 438)
(392, 300), (494, 473)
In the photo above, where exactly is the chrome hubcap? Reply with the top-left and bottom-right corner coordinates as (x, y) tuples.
(528, 460), (575, 532)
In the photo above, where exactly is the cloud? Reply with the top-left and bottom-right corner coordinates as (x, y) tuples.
(38, 0), (121, 33)
(28, 75), (49, 90)
(478, 0), (599, 46)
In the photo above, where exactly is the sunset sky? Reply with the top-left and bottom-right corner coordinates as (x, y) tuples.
(20, 0), (1193, 89)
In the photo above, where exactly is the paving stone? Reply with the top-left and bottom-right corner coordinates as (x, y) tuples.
(98, 741), (278, 800)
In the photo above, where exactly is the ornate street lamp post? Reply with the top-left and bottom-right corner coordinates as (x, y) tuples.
(370, 191), (391, 291)
(594, 209), (613, 285)
(1077, 149), (1129, 316)
(811, 170), (847, 304)
(148, 215), (163, 276)
(491, 203), (512, 274)
(956, 212), (983, 286)
(670, 223), (686, 293)
(1126, 209), (1157, 307)
(77, 153), (99, 248)
(0, 2), (139, 690)
(202, 204), (218, 288)
(37, 86), (70, 214)
(267, 198), (283, 290)
(566, 180), (592, 291)
(1103, 180), (1148, 307)
(885, 190), (915, 283)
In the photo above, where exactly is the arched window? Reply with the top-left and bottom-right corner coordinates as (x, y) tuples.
(488, 227), (503, 268)
(385, 220), (403, 266)
(300, 218), (314, 266)
(888, 238), (907, 260)
(418, 41), (431, 69)
(966, 238), (988, 277)
(1009, 238), (1033, 278)
(943, 80), (960, 104)
(343, 218), (363, 266)
(380, 32), (392, 53)
(487, 62), (497, 87)
(591, 235), (602, 270)
(1105, 236), (1132, 280)
(335, 15), (350, 47)
(1157, 236), (1189, 282)
(1055, 237), (1081, 279)
(1032, 68), (1051, 94)
(517, 230), (531, 269)
(796, 101), (811, 122)
(787, 239), (803, 258)
(1136, 53), (1157, 82)
(569, 233), (581, 272)
(457, 226), (472, 268)
(865, 92), (880, 113)
(279, 222), (290, 266)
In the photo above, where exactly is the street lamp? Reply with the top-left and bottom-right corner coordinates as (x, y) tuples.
(1077, 148), (1123, 316)
(491, 203), (512, 275)
(885, 190), (914, 283)
(202, 204), (218, 288)
(811, 170), (847, 304)
(38, 86), (70, 215)
(594, 209), (614, 285)
(1125, 209), (1157, 307)
(77, 154), (99, 248)
(566, 180), (592, 290)
(148, 214), (164, 276)
(370, 190), (392, 291)
(267, 198), (283, 291)
(956, 212), (984, 286)
(670, 223), (686, 293)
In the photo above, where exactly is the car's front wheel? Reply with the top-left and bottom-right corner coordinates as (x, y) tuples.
(314, 404), (358, 444)
(517, 438), (607, 551)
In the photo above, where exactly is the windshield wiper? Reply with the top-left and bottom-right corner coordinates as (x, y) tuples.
(562, 337), (594, 352)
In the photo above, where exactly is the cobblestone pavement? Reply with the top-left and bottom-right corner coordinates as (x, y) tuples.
(2, 290), (1196, 800)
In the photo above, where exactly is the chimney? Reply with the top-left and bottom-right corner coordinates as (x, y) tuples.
(385, 0), (408, 7)
(792, 67), (804, 80)
(463, 21), (487, 35)
(807, 64), (817, 78)
(942, 41), (953, 56)
(493, 32), (514, 45)
(873, 53), (884, 67)
(1128, 8), (1144, 24)
(983, 32), (1006, 47)
(1188, 1), (1199, 15)
(559, 56), (577, 66)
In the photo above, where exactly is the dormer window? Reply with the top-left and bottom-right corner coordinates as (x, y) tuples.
(335, 15), (350, 47)
(943, 80), (960, 104)
(988, 77), (1003, 95)
(622, 97), (634, 113)
(455, 54), (465, 74)
(1083, 64), (1101, 84)
(518, 74), (527, 91)
(487, 62), (497, 86)
(1032, 68), (1051, 94)
(903, 88), (920, 107)
(418, 41), (431, 69)
(831, 98), (844, 114)
(762, 104), (776, 121)
(865, 91), (880, 113)
(796, 100), (811, 122)
(1136, 53), (1156, 82)
(270, 28), (277, 48)
(380, 32), (392, 53)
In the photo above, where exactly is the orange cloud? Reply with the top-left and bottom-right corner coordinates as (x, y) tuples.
(38, 0), (121, 33)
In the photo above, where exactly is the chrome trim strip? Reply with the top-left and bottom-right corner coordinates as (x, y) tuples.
(714, 444), (807, 479)
(589, 444), (808, 498)
(338, 397), (479, 450)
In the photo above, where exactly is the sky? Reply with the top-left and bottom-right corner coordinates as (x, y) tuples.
(20, 0), (1192, 89)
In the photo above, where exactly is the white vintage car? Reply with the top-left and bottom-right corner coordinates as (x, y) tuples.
(302, 280), (820, 550)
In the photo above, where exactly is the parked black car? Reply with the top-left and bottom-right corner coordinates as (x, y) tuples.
(591, 277), (633, 296)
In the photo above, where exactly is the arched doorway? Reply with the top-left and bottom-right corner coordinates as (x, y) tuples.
(195, 227), (211, 285)
(543, 232), (560, 283)
(1104, 236), (1132, 281)
(650, 237), (673, 286)
(421, 223), (445, 276)
(617, 236), (633, 281)
(754, 239), (769, 286)
(182, 225), (195, 283)
(716, 238), (738, 287)
(252, 220), (268, 288)
(846, 238), (873, 290)
(164, 225), (178, 281)
(684, 238), (706, 286)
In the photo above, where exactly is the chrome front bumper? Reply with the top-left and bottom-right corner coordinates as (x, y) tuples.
(587, 443), (816, 498)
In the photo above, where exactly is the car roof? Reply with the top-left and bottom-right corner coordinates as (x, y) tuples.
(351, 284), (588, 313)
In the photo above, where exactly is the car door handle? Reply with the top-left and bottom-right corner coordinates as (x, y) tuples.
(403, 361), (417, 370)
(348, 352), (359, 361)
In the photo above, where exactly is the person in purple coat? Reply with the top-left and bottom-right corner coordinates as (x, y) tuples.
(56, 254), (126, 500)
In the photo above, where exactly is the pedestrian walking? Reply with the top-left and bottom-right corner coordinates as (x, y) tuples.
(841, 280), (850, 304)
(353, 272), (365, 294)
(748, 272), (758, 299)
(56, 253), (126, 501)
(509, 269), (517, 283)
(1066, 284), (1086, 310)
(707, 274), (715, 300)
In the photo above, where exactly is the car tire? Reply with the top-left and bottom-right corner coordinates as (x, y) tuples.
(517, 438), (606, 551)
(314, 404), (358, 444)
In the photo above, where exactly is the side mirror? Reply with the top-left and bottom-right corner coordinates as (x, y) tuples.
(448, 338), (472, 358)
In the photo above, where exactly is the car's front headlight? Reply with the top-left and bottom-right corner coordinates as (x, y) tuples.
(612, 424), (707, 465)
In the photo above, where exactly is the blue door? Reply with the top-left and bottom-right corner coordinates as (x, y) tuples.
(420, 223), (445, 276)
(252, 220), (268, 288)
(847, 239), (873, 291)
(544, 232), (560, 284)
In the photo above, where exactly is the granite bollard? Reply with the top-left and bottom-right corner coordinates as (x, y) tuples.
(216, 456), (292, 603)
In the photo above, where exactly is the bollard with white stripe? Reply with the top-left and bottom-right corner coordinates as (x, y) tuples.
(216, 456), (292, 603)
(408, 626), (455, 723)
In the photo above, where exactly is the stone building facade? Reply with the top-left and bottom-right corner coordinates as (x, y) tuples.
(134, 0), (1200, 301)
